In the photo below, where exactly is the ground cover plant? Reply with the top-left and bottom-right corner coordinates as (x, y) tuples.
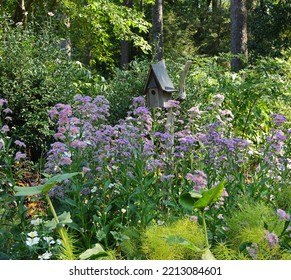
(1, 78), (290, 259)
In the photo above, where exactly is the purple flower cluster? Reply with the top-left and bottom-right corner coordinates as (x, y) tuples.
(246, 243), (258, 260)
(271, 113), (287, 126)
(276, 209), (290, 221)
(0, 99), (8, 107)
(185, 170), (207, 191)
(264, 230), (279, 248)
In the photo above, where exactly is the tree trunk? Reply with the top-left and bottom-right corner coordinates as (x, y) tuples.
(120, 0), (133, 69)
(13, 0), (36, 27)
(121, 40), (130, 69)
(152, 0), (163, 62)
(230, 0), (248, 72)
(13, 0), (27, 26)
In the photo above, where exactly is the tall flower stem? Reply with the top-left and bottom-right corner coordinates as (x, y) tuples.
(201, 210), (209, 248)
(45, 193), (75, 260)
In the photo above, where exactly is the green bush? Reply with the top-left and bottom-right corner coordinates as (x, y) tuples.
(0, 14), (98, 159)
(105, 59), (149, 124)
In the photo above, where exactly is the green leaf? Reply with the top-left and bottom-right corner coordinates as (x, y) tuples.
(42, 172), (82, 193)
(164, 235), (203, 252)
(14, 172), (81, 196)
(14, 185), (45, 196)
(79, 243), (108, 260)
(193, 181), (225, 210)
(179, 191), (202, 211)
(202, 248), (216, 260)
(45, 211), (73, 231)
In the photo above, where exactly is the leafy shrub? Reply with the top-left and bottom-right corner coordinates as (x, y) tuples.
(141, 218), (205, 260)
(105, 59), (149, 124)
(0, 14), (97, 159)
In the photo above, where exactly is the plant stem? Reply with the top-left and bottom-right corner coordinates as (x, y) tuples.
(45, 193), (59, 223)
(45, 192), (75, 260)
(201, 210), (209, 248)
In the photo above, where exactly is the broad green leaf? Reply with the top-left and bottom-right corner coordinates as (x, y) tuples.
(14, 172), (82, 196)
(179, 191), (202, 211)
(202, 248), (216, 260)
(79, 243), (108, 260)
(42, 172), (82, 193)
(14, 185), (45, 196)
(164, 235), (203, 252)
(193, 181), (225, 210)
(164, 235), (191, 246)
(45, 211), (73, 231)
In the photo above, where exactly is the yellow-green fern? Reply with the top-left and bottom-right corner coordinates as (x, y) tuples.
(141, 218), (205, 260)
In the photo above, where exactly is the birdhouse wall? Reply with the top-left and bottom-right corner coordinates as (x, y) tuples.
(146, 89), (173, 108)
(147, 88), (160, 107)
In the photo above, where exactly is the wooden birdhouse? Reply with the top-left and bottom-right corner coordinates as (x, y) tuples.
(143, 60), (176, 108)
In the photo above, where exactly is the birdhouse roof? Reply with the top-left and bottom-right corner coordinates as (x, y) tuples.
(143, 60), (176, 94)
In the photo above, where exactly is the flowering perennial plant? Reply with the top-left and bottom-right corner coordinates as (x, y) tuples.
(43, 93), (290, 253)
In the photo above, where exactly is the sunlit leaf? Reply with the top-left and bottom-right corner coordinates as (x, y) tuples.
(164, 235), (203, 252)
(193, 181), (225, 210)
(179, 190), (202, 211)
(202, 248), (216, 260)
(14, 185), (45, 196)
(44, 211), (73, 231)
(79, 243), (108, 260)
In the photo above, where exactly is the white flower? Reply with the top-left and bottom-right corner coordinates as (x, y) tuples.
(217, 214), (224, 220)
(48, 12), (54, 17)
(56, 239), (62, 245)
(26, 237), (40, 246)
(27, 231), (38, 238)
(121, 208), (126, 214)
(43, 236), (55, 245)
(31, 218), (43, 226)
(91, 186), (97, 193)
(38, 251), (52, 260)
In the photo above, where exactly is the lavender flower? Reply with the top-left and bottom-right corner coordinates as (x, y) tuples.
(49, 185), (64, 198)
(71, 140), (88, 149)
(82, 167), (91, 174)
(80, 188), (91, 195)
(185, 170), (207, 191)
(0, 99), (8, 107)
(246, 243), (258, 260)
(1, 125), (10, 132)
(264, 230), (279, 248)
(211, 94), (225, 106)
(271, 114), (287, 126)
(59, 156), (72, 165)
(164, 100), (180, 109)
(14, 140), (26, 148)
(3, 108), (12, 114)
(132, 96), (145, 108)
(15, 151), (26, 161)
(276, 209), (290, 221)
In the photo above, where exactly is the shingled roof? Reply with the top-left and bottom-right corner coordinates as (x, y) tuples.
(143, 60), (176, 94)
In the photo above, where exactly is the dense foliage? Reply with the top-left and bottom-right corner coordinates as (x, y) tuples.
(0, 0), (290, 261)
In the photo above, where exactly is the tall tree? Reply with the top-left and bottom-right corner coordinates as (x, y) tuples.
(230, 0), (248, 72)
(121, 0), (133, 69)
(152, 0), (163, 61)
